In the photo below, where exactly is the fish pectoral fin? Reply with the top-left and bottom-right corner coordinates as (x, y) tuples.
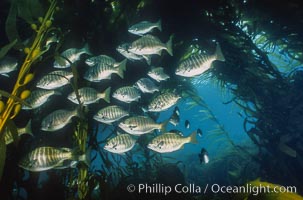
(28, 159), (39, 168)
(52, 160), (69, 169)
(1, 73), (10, 77)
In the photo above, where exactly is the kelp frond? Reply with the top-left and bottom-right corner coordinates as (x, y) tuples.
(0, 0), (58, 182)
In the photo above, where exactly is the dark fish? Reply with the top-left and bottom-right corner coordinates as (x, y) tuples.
(199, 148), (209, 164)
(169, 106), (180, 126)
(197, 128), (203, 137)
(185, 120), (190, 129)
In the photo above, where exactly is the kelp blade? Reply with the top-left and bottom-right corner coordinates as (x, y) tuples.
(0, 39), (17, 59)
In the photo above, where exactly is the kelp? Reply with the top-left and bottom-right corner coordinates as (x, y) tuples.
(0, 0), (58, 181)
(5, 0), (45, 50)
(0, 39), (17, 59)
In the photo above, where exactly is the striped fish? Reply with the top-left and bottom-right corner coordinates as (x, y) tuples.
(104, 133), (136, 154)
(135, 78), (159, 94)
(93, 105), (129, 124)
(53, 44), (91, 68)
(41, 108), (79, 131)
(22, 89), (60, 110)
(147, 131), (197, 153)
(147, 67), (170, 82)
(85, 55), (123, 67)
(18, 146), (89, 172)
(36, 70), (73, 90)
(116, 43), (151, 65)
(118, 116), (167, 135)
(148, 91), (181, 112)
(67, 87), (111, 105)
(84, 60), (126, 82)
(175, 43), (225, 77)
(112, 86), (141, 103)
(128, 19), (162, 36)
(128, 34), (173, 56)
(0, 57), (18, 77)
(4, 120), (33, 145)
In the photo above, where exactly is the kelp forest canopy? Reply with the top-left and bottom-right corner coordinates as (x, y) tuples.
(0, 0), (303, 199)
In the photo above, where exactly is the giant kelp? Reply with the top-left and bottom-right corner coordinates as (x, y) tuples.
(194, 0), (303, 188)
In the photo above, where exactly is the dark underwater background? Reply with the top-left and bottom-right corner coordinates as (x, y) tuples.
(0, 0), (303, 199)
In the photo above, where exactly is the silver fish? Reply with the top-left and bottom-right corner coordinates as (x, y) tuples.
(104, 133), (136, 154)
(67, 87), (111, 105)
(85, 55), (123, 67)
(128, 34), (173, 56)
(128, 19), (162, 36)
(0, 57), (18, 77)
(175, 44), (225, 77)
(22, 89), (60, 110)
(148, 91), (181, 112)
(93, 105), (129, 124)
(135, 78), (159, 93)
(53, 44), (91, 68)
(147, 131), (197, 153)
(147, 67), (170, 82)
(36, 70), (73, 90)
(112, 86), (141, 103)
(84, 60), (126, 82)
(41, 108), (79, 131)
(116, 43), (144, 61)
(4, 120), (33, 145)
(19, 147), (89, 172)
(118, 116), (167, 135)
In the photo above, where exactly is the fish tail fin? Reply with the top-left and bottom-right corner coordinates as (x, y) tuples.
(20, 119), (33, 137)
(75, 147), (91, 167)
(81, 147), (91, 167)
(157, 19), (162, 32)
(160, 119), (169, 132)
(215, 43), (225, 62)
(188, 130), (198, 144)
(81, 43), (92, 56)
(100, 87), (111, 103)
(166, 35), (173, 56)
(117, 59), (127, 78)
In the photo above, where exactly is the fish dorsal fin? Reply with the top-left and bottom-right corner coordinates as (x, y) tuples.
(143, 34), (157, 40)
(170, 129), (183, 136)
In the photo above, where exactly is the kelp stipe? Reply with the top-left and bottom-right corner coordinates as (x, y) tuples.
(0, 0), (58, 181)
